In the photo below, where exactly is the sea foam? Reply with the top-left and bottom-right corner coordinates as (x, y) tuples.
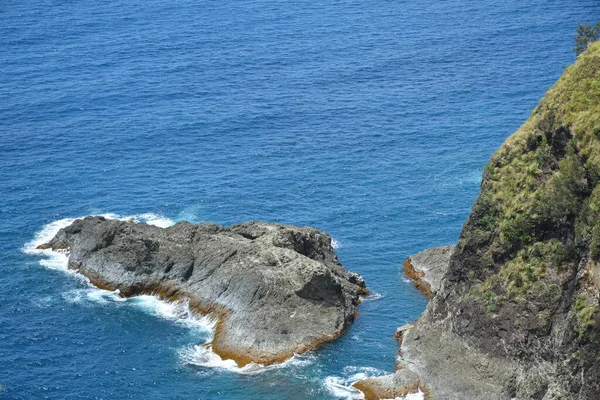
(23, 213), (182, 309)
(362, 291), (384, 302)
(179, 344), (314, 375)
(324, 366), (388, 399)
(324, 366), (425, 400)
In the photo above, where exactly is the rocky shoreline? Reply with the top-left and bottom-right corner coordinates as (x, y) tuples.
(354, 246), (460, 400)
(355, 245), (523, 399)
(39, 216), (367, 366)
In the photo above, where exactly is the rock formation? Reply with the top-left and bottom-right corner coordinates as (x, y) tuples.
(356, 42), (600, 399)
(39, 216), (367, 366)
(403, 245), (454, 299)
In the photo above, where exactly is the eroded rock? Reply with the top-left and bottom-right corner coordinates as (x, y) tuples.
(40, 216), (367, 366)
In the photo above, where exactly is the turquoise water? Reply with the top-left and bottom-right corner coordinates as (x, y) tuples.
(2, 0), (599, 398)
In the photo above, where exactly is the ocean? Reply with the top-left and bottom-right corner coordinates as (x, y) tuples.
(2, 0), (599, 398)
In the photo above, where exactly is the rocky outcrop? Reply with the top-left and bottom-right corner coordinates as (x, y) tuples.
(357, 42), (600, 399)
(355, 246), (511, 399)
(403, 245), (454, 298)
(39, 216), (367, 366)
(353, 247), (455, 400)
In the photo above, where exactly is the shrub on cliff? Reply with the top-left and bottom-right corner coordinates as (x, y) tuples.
(457, 42), (600, 347)
(575, 23), (600, 56)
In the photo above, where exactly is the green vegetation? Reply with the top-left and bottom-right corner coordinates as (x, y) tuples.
(471, 239), (565, 308)
(574, 293), (598, 340)
(575, 23), (600, 56)
(460, 42), (600, 338)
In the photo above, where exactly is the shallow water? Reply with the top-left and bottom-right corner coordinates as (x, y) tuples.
(2, 0), (600, 398)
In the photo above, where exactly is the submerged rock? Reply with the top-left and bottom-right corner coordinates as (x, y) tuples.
(40, 216), (367, 366)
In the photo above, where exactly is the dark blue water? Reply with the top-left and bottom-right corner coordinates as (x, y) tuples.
(2, 0), (599, 398)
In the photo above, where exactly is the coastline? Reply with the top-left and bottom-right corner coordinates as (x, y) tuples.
(353, 245), (510, 400)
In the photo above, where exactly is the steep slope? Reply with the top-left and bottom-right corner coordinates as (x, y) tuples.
(357, 42), (600, 399)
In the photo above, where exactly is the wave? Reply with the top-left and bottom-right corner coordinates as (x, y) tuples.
(24, 213), (312, 375)
(332, 238), (342, 249)
(324, 366), (384, 398)
(130, 295), (217, 332)
(324, 366), (425, 399)
(324, 366), (387, 399)
(362, 291), (384, 302)
(179, 344), (314, 375)
(324, 375), (363, 399)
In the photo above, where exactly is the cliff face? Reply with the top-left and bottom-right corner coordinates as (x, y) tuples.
(440, 41), (600, 398)
(356, 42), (600, 399)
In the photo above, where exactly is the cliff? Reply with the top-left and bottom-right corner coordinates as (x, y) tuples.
(356, 42), (600, 399)
(39, 216), (367, 366)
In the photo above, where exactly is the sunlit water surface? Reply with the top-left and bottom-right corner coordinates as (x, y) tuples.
(2, 0), (599, 398)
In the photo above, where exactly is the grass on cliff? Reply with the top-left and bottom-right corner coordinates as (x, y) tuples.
(574, 292), (598, 340)
(462, 42), (600, 336)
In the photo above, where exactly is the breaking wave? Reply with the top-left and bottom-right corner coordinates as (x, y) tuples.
(362, 291), (384, 302)
(179, 344), (314, 375)
(324, 366), (424, 399)
(324, 366), (386, 399)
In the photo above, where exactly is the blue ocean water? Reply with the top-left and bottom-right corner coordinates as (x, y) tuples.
(2, 0), (599, 398)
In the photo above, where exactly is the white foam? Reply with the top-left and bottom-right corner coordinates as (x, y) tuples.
(332, 238), (342, 249)
(403, 390), (425, 400)
(362, 292), (384, 302)
(24, 217), (79, 285)
(125, 213), (174, 228)
(23, 214), (174, 310)
(324, 376), (362, 399)
(24, 214), (209, 331)
(130, 295), (216, 332)
(179, 344), (240, 371)
(31, 295), (55, 308)
(382, 390), (425, 400)
(179, 344), (314, 375)
(23, 217), (77, 254)
(324, 366), (388, 399)
(94, 212), (175, 228)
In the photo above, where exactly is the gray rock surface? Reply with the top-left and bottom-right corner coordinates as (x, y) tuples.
(407, 245), (454, 294)
(357, 246), (598, 399)
(404, 245), (454, 298)
(41, 216), (367, 365)
(355, 246), (513, 399)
